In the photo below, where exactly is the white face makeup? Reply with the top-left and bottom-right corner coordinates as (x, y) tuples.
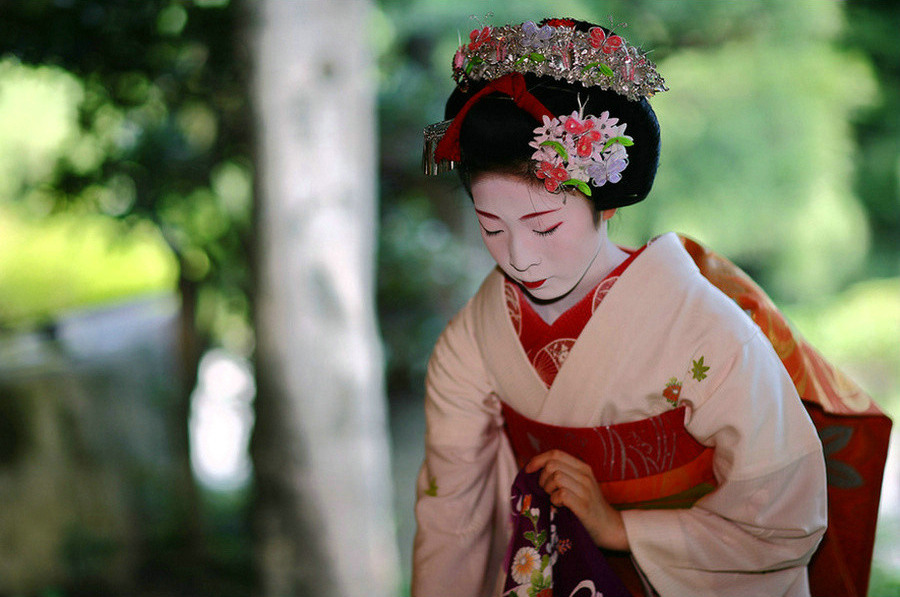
(471, 173), (618, 318)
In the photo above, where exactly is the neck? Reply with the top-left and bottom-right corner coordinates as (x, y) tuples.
(529, 235), (629, 325)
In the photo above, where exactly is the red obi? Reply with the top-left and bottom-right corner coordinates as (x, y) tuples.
(501, 402), (718, 509)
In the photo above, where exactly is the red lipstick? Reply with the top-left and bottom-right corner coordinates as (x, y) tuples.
(521, 279), (546, 289)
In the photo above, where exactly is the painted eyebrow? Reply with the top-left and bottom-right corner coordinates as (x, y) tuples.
(474, 208), (499, 220)
(474, 208), (561, 221)
(519, 208), (561, 222)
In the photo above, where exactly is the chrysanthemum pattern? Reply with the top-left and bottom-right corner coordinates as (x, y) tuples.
(503, 473), (629, 597)
(510, 546), (541, 584)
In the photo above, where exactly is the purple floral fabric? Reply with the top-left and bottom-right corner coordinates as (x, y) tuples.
(501, 470), (630, 597)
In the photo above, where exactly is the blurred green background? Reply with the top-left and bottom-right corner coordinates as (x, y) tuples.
(0, 0), (897, 595)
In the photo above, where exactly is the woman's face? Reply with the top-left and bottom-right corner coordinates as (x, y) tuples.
(471, 172), (610, 304)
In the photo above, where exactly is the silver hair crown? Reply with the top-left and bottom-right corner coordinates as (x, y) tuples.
(452, 20), (666, 102)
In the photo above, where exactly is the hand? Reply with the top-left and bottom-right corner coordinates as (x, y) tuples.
(525, 449), (629, 552)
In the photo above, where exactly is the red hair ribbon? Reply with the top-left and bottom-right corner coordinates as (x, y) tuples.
(433, 73), (555, 163)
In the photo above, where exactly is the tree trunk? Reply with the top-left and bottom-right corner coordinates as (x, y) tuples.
(248, 1), (399, 596)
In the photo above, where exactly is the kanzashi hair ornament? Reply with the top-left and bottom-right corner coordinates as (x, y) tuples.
(453, 20), (666, 101)
(529, 99), (633, 197)
(423, 19), (664, 180)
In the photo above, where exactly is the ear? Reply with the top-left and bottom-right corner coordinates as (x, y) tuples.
(600, 208), (617, 221)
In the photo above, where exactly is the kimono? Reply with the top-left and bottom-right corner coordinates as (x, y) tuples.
(412, 233), (828, 597)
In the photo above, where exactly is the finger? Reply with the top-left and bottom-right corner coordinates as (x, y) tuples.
(537, 455), (594, 488)
(540, 466), (580, 495)
(547, 482), (594, 516)
(548, 450), (592, 471)
(538, 454), (595, 484)
(539, 460), (575, 489)
(530, 451), (586, 479)
(525, 449), (572, 473)
(541, 468), (596, 510)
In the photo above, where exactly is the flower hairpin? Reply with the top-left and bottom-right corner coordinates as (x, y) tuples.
(589, 27), (623, 54)
(521, 21), (554, 49)
(528, 102), (633, 196)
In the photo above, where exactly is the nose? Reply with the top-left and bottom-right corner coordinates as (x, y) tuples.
(507, 232), (540, 272)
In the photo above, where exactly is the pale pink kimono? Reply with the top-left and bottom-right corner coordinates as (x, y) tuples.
(412, 233), (827, 597)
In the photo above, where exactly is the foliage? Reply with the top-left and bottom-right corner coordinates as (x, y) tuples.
(0, 0), (253, 353)
(0, 205), (176, 325)
(0, 2), (255, 595)
(616, 29), (875, 301)
(870, 520), (900, 597)
(844, 0), (900, 279)
(785, 277), (900, 417)
(379, 194), (494, 391)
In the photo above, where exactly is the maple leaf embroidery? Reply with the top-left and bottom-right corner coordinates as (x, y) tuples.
(691, 356), (710, 381)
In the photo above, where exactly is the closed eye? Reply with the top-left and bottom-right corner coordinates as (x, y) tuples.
(535, 222), (562, 236)
(480, 226), (502, 236)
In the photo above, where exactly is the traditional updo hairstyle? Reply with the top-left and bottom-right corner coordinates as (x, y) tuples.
(445, 20), (661, 211)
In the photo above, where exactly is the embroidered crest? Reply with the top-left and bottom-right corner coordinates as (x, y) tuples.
(661, 355), (711, 407)
(662, 377), (682, 406)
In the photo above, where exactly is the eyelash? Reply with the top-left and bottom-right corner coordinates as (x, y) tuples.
(535, 222), (562, 236)
(481, 223), (562, 237)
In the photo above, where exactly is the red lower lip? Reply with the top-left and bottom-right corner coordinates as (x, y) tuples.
(522, 279), (546, 289)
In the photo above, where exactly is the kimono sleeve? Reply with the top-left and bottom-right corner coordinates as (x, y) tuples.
(621, 327), (828, 596)
(412, 307), (516, 597)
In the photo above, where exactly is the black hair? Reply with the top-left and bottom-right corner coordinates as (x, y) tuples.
(444, 20), (661, 210)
